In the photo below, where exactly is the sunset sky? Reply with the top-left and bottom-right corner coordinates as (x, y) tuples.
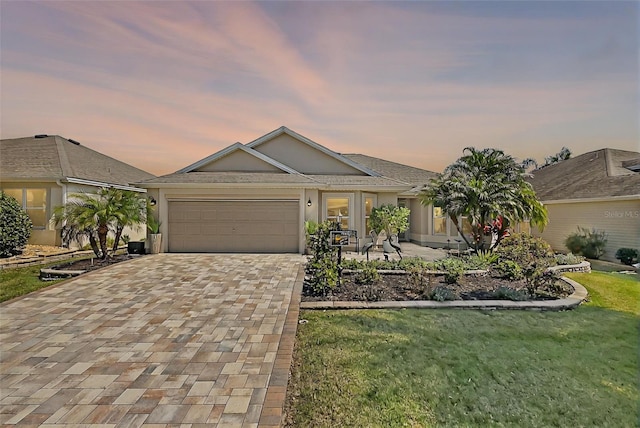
(1, 1), (638, 176)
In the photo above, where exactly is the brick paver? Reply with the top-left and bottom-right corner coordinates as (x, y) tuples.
(0, 253), (304, 427)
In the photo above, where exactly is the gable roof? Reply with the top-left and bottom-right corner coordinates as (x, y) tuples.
(176, 142), (300, 174)
(140, 127), (435, 191)
(529, 148), (640, 201)
(246, 126), (380, 176)
(0, 135), (155, 187)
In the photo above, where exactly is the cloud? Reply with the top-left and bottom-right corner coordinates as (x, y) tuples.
(1, 1), (637, 175)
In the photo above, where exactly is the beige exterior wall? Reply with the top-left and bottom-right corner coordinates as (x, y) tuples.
(254, 134), (365, 175)
(2, 181), (148, 248)
(196, 150), (282, 173)
(408, 199), (429, 244)
(533, 199), (640, 262)
(304, 189), (319, 224)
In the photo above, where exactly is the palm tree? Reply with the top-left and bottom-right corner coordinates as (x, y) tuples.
(53, 197), (102, 257)
(53, 188), (146, 259)
(421, 147), (547, 251)
(111, 190), (146, 251)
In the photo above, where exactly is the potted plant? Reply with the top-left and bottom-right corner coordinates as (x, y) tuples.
(147, 208), (162, 254)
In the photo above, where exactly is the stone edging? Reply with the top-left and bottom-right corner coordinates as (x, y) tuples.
(300, 275), (589, 311)
(548, 260), (591, 273)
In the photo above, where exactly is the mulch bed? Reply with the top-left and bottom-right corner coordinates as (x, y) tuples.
(303, 272), (571, 302)
(51, 254), (133, 273)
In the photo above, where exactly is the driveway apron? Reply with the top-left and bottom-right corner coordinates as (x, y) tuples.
(0, 253), (304, 427)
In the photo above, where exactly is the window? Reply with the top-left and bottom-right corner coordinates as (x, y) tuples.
(324, 194), (352, 230)
(518, 221), (531, 235)
(2, 188), (48, 229)
(433, 206), (447, 235)
(459, 216), (472, 237)
(364, 195), (376, 235)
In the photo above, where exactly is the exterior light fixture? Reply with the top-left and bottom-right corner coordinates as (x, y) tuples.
(149, 197), (157, 206)
(307, 198), (312, 207)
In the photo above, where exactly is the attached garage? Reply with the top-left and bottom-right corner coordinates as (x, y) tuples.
(167, 200), (300, 253)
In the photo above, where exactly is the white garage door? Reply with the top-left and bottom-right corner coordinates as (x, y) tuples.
(168, 200), (300, 253)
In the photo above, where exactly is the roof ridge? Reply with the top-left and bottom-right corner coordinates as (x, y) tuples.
(54, 136), (74, 178)
(603, 148), (613, 177)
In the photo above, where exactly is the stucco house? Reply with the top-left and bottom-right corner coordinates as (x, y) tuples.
(139, 126), (473, 253)
(0, 135), (156, 246)
(530, 148), (640, 262)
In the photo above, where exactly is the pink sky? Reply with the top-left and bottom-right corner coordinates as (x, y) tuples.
(1, 1), (638, 176)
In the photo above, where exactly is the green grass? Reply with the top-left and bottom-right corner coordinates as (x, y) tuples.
(0, 260), (77, 303)
(566, 271), (639, 315)
(288, 272), (640, 427)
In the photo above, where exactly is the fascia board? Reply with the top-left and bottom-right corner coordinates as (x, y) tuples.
(541, 195), (640, 204)
(134, 182), (313, 189)
(176, 143), (244, 173)
(246, 126), (382, 177)
(64, 177), (147, 193)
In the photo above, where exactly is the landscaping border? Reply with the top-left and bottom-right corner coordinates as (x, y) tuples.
(300, 262), (591, 311)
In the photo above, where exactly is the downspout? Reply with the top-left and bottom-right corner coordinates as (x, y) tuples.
(56, 180), (67, 246)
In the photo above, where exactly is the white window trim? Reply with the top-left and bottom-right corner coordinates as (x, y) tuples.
(322, 193), (354, 230)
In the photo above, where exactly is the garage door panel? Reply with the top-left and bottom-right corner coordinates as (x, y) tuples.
(168, 201), (299, 253)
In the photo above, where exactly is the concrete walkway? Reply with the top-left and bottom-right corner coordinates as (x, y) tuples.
(0, 253), (305, 427)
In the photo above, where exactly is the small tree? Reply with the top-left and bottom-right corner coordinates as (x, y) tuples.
(421, 147), (547, 252)
(0, 192), (32, 257)
(369, 204), (410, 240)
(53, 188), (147, 259)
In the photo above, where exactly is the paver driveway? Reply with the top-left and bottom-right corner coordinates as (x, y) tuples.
(0, 253), (304, 427)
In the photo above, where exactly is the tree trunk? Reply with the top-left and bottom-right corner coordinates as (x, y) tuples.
(449, 215), (473, 249)
(113, 226), (124, 251)
(98, 224), (109, 259)
(88, 233), (100, 258)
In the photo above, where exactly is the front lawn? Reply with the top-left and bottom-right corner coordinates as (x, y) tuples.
(286, 272), (639, 427)
(0, 260), (74, 303)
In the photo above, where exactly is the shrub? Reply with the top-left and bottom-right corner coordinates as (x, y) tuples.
(467, 250), (498, 269)
(555, 253), (586, 265)
(406, 266), (434, 297)
(533, 270), (567, 297)
(304, 220), (339, 295)
(565, 226), (607, 259)
(430, 286), (457, 301)
(0, 192), (32, 257)
(494, 260), (524, 280)
(493, 286), (529, 301)
(495, 233), (556, 268)
(354, 265), (380, 285)
(342, 257), (427, 272)
(431, 257), (465, 284)
(615, 248), (638, 266)
(494, 233), (557, 295)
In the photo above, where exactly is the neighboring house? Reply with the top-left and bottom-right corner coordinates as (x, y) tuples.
(0, 135), (156, 246)
(529, 148), (640, 262)
(139, 126), (469, 253)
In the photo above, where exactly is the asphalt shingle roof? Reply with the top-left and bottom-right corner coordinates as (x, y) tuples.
(529, 148), (640, 200)
(1, 135), (155, 186)
(343, 154), (437, 186)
